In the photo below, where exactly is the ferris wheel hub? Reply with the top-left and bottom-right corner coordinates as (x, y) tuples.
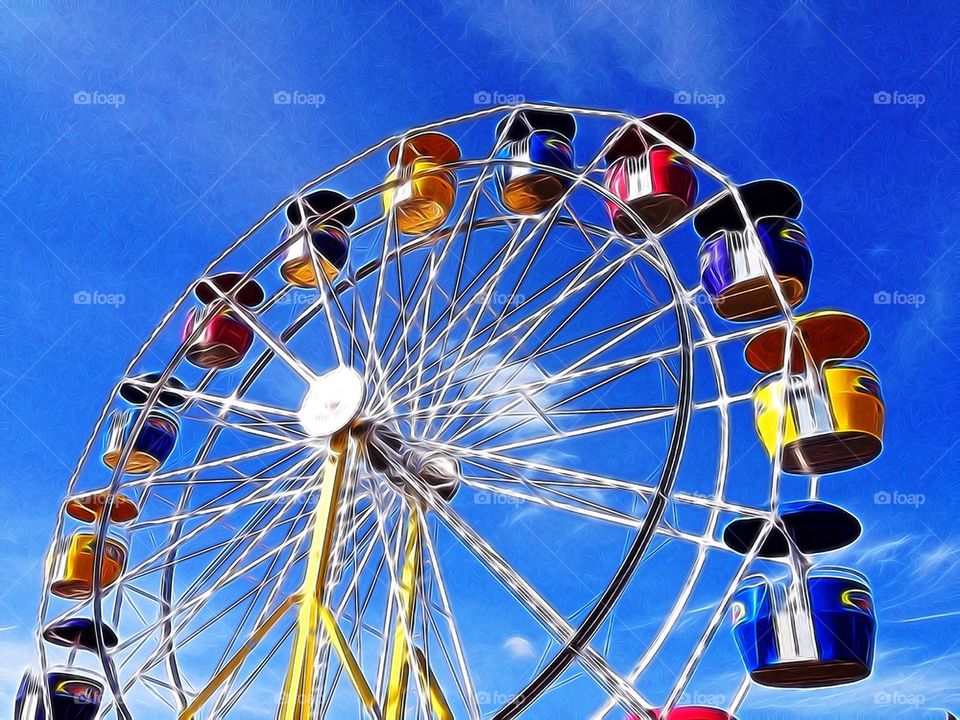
(298, 366), (365, 437)
(355, 421), (461, 502)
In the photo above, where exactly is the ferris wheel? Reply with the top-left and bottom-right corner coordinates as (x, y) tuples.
(18, 103), (887, 720)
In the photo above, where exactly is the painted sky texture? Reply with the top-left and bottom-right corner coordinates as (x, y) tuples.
(1, 1), (959, 718)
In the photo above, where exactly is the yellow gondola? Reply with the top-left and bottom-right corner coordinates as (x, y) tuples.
(754, 363), (884, 474)
(382, 132), (460, 235)
(50, 532), (127, 600)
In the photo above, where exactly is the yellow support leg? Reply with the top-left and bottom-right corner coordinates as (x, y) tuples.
(281, 430), (350, 720)
(318, 606), (380, 717)
(384, 508), (422, 720)
(178, 593), (302, 720)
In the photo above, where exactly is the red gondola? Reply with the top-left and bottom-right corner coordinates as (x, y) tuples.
(184, 272), (264, 369)
(604, 114), (697, 235)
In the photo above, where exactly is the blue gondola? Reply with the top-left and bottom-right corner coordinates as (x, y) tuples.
(732, 566), (876, 688)
(15, 667), (104, 720)
(281, 189), (356, 287)
(102, 408), (179, 475)
(495, 108), (576, 215)
(695, 180), (812, 322)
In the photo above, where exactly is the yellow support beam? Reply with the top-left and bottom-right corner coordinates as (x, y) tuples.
(281, 429), (350, 720)
(414, 647), (453, 720)
(384, 508), (423, 720)
(177, 431), (388, 720)
(178, 593), (302, 720)
(318, 606), (380, 717)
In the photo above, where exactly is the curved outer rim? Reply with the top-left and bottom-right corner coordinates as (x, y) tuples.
(37, 103), (791, 720)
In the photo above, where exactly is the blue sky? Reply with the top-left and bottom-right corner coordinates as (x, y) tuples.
(1, 1), (959, 718)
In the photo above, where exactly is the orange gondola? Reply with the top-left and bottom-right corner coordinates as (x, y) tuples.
(382, 132), (460, 235)
(50, 532), (127, 600)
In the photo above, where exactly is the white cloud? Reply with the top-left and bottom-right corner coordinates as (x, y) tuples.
(504, 634), (537, 659)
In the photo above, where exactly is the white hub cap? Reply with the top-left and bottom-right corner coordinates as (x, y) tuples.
(299, 366), (365, 437)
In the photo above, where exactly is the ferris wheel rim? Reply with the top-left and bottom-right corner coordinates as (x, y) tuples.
(35, 102), (803, 720)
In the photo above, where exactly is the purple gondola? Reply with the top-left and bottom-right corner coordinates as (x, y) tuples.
(695, 180), (811, 322)
(15, 667), (105, 720)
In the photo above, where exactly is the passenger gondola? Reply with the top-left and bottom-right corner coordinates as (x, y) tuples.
(605, 113), (698, 235)
(628, 708), (737, 719)
(495, 107), (577, 215)
(42, 617), (119, 651)
(732, 567), (876, 688)
(723, 500), (861, 557)
(383, 132), (460, 234)
(281, 189), (356, 287)
(66, 490), (139, 524)
(50, 532), (127, 600)
(695, 180), (811, 321)
(183, 272), (264, 369)
(15, 667), (105, 720)
(748, 311), (883, 474)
